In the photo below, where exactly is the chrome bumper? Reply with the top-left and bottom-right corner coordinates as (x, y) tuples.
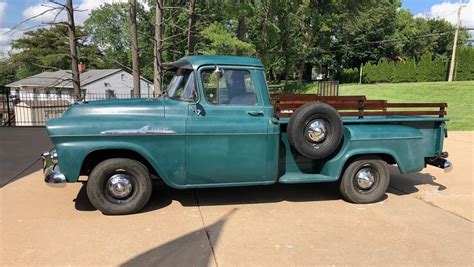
(42, 150), (67, 186)
(425, 153), (453, 173)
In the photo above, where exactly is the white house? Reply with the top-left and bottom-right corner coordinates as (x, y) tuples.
(6, 67), (154, 102)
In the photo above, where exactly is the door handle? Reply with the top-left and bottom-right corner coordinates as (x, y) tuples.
(248, 111), (264, 116)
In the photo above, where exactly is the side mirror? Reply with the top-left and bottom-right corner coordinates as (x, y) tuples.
(214, 66), (224, 79)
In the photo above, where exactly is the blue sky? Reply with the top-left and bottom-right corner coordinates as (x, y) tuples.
(0, 0), (459, 26)
(1, 0), (473, 56)
(402, 0), (450, 14)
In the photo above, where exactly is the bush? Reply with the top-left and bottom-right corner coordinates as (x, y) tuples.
(363, 60), (394, 83)
(416, 52), (432, 82)
(339, 68), (359, 83)
(393, 59), (416, 82)
(456, 46), (474, 81)
(432, 56), (448, 81)
(362, 51), (458, 83)
(417, 52), (447, 82)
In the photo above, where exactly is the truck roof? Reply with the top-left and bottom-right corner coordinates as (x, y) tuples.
(164, 55), (264, 70)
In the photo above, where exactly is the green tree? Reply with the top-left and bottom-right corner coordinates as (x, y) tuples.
(195, 22), (255, 55)
(9, 25), (101, 80)
(0, 59), (17, 85)
(84, 2), (154, 79)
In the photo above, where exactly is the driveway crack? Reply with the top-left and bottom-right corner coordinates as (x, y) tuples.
(193, 190), (219, 267)
(389, 185), (472, 223)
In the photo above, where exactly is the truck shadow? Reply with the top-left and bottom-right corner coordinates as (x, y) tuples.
(74, 181), (343, 213)
(74, 167), (446, 213)
(387, 166), (447, 195)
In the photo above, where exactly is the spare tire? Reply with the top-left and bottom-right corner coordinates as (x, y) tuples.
(287, 102), (343, 159)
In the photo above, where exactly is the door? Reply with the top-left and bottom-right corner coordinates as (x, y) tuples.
(186, 67), (269, 185)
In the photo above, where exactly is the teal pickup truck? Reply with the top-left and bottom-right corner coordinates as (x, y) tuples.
(42, 56), (452, 215)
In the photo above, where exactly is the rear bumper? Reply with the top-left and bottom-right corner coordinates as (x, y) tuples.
(425, 153), (453, 173)
(42, 150), (67, 185)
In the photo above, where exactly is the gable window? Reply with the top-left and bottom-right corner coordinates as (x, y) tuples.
(121, 73), (126, 81)
(201, 69), (257, 105)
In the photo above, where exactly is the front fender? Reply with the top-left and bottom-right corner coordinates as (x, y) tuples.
(55, 138), (186, 188)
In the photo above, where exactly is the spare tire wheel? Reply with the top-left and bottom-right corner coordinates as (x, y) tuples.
(287, 102), (343, 159)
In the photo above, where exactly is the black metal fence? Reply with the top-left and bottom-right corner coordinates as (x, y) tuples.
(1, 87), (151, 126)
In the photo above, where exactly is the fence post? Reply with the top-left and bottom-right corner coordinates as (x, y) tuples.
(5, 87), (11, 126)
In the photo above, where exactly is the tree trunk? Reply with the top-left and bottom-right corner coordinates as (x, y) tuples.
(236, 16), (246, 56)
(297, 61), (304, 87)
(153, 0), (163, 96)
(66, 0), (81, 102)
(129, 0), (140, 97)
(186, 0), (197, 55)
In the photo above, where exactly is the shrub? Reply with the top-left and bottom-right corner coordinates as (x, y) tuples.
(393, 59), (416, 83)
(339, 68), (359, 83)
(455, 46), (474, 81)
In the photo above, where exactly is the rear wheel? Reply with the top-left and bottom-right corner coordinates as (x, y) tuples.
(339, 156), (390, 204)
(86, 158), (152, 215)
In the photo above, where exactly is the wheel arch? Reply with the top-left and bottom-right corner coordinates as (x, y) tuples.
(80, 149), (160, 179)
(338, 152), (399, 180)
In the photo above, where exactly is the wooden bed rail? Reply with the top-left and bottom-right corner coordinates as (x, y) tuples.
(270, 94), (447, 119)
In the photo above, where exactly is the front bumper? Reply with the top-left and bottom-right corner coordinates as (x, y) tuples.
(42, 150), (67, 185)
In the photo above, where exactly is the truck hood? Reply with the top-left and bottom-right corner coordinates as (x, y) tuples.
(46, 98), (166, 137)
(62, 98), (165, 118)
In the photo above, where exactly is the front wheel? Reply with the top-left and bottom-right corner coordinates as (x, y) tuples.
(86, 158), (152, 215)
(339, 156), (390, 204)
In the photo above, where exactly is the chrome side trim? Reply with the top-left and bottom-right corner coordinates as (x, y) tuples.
(101, 125), (175, 136)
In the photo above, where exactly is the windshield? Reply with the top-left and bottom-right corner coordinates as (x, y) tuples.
(167, 68), (196, 102)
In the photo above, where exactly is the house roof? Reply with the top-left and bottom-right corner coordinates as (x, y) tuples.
(6, 69), (125, 88)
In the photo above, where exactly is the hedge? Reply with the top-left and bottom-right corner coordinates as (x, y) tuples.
(346, 46), (474, 83)
(456, 46), (474, 81)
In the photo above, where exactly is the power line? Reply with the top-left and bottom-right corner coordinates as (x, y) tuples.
(323, 30), (456, 54)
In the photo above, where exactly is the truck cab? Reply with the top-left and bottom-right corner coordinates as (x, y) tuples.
(42, 55), (452, 215)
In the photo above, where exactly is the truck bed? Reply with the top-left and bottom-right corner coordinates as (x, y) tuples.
(270, 94), (447, 119)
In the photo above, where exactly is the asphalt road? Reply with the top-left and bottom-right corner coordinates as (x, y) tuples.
(0, 127), (53, 187)
(0, 132), (472, 266)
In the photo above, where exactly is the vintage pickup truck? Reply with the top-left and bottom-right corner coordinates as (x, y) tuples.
(42, 56), (452, 215)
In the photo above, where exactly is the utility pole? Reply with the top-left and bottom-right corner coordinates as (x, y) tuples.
(66, 0), (81, 101)
(448, 0), (463, 82)
(359, 63), (363, 84)
(153, 0), (164, 96)
(186, 0), (197, 55)
(129, 0), (141, 97)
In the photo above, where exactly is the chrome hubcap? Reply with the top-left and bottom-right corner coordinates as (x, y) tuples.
(106, 174), (133, 199)
(355, 167), (376, 190)
(306, 119), (327, 142)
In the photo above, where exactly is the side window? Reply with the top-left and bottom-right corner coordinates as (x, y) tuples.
(202, 69), (257, 105)
(168, 70), (196, 102)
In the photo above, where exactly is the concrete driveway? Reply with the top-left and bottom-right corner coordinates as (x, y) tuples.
(0, 132), (472, 266)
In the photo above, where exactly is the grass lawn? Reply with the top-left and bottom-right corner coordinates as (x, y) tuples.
(338, 81), (474, 131)
(271, 80), (473, 130)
